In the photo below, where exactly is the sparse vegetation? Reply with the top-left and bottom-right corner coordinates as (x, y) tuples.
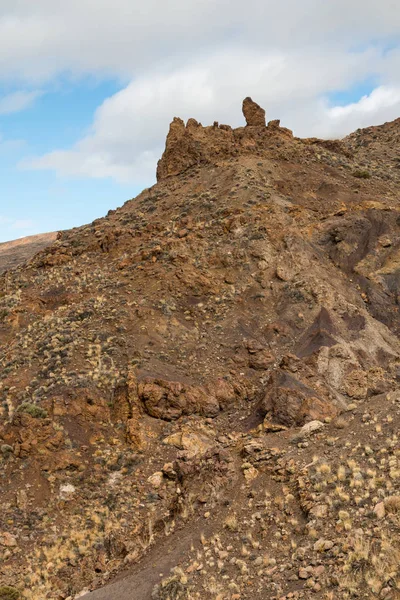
(352, 169), (371, 179)
(15, 402), (48, 419)
(0, 587), (20, 600)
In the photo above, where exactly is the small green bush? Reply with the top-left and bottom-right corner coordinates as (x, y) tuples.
(352, 169), (371, 179)
(0, 586), (20, 600)
(16, 402), (48, 419)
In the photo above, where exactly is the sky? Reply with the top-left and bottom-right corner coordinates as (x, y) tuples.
(1, 1), (400, 242)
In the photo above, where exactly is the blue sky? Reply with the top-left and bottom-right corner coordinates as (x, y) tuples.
(1, 1), (400, 243)
(0, 79), (140, 242)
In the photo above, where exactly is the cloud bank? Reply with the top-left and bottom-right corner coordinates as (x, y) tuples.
(1, 0), (400, 184)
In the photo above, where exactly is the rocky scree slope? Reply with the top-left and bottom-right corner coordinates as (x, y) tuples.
(0, 98), (400, 600)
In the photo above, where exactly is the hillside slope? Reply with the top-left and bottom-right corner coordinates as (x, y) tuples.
(1, 99), (400, 600)
(0, 232), (57, 275)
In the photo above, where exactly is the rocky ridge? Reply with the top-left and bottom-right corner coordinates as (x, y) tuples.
(0, 99), (400, 600)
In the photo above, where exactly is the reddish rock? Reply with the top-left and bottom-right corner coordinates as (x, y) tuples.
(248, 349), (275, 370)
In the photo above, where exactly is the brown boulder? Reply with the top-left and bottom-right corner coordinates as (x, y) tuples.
(242, 97), (266, 127)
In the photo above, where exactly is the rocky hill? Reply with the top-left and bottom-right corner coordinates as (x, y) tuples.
(0, 232), (57, 275)
(1, 99), (400, 600)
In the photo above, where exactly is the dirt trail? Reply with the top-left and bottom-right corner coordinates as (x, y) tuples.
(82, 525), (199, 600)
(82, 464), (243, 600)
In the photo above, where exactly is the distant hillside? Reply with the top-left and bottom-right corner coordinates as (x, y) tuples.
(0, 231), (57, 274)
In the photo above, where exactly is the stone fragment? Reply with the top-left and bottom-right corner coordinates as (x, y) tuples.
(59, 484), (76, 500)
(374, 501), (386, 519)
(314, 538), (334, 552)
(0, 532), (17, 547)
(147, 471), (163, 489)
(268, 119), (281, 128)
(243, 464), (258, 482)
(163, 429), (213, 458)
(298, 567), (312, 579)
(162, 462), (177, 479)
(263, 419), (288, 432)
(292, 420), (324, 442)
(248, 349), (275, 370)
(309, 504), (328, 518)
(16, 489), (28, 511)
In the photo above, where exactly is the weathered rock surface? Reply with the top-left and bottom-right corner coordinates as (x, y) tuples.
(261, 369), (338, 426)
(138, 378), (219, 420)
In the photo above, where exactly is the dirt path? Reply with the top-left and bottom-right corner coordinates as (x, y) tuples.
(82, 462), (243, 600)
(81, 523), (201, 600)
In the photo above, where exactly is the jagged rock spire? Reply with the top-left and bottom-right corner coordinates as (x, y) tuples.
(242, 97), (266, 127)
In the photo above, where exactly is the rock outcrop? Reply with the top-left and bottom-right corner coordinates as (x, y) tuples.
(156, 97), (292, 180)
(242, 96), (266, 126)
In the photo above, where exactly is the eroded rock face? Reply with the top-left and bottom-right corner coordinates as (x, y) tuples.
(242, 97), (266, 127)
(156, 117), (236, 181)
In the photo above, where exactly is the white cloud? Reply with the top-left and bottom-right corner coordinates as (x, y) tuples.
(321, 85), (400, 137)
(22, 46), (385, 183)
(0, 1), (399, 82)
(0, 90), (41, 115)
(0, 139), (25, 153)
